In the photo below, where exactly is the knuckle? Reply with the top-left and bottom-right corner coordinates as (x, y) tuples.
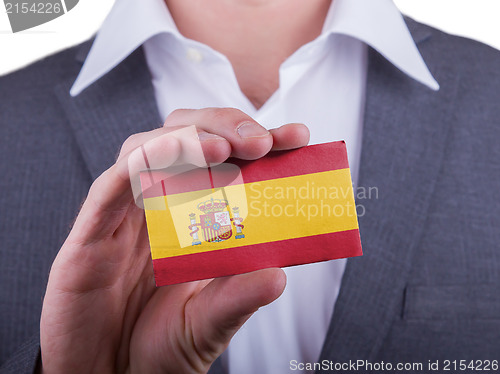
(87, 171), (107, 200)
(205, 107), (227, 121)
(120, 133), (141, 156)
(164, 108), (191, 125)
(206, 107), (250, 126)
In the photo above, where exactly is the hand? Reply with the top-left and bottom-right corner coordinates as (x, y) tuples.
(40, 108), (310, 374)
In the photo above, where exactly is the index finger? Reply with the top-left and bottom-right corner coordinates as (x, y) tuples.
(69, 133), (181, 244)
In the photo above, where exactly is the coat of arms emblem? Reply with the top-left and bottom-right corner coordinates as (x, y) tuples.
(188, 198), (245, 245)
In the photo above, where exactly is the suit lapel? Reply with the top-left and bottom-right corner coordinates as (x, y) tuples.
(318, 22), (460, 367)
(55, 45), (162, 180)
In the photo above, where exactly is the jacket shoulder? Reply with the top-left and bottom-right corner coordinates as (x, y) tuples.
(406, 17), (500, 83)
(0, 41), (89, 115)
(407, 18), (500, 139)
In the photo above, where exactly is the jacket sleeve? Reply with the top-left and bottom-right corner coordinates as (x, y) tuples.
(208, 356), (226, 374)
(0, 334), (40, 374)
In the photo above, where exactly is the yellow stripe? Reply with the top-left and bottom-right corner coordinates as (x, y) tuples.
(144, 169), (358, 259)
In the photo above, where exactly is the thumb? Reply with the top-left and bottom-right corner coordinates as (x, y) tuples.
(130, 269), (286, 374)
(190, 269), (287, 363)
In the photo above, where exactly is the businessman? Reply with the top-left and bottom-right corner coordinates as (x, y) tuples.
(1, 0), (499, 373)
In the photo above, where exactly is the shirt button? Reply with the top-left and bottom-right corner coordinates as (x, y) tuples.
(186, 47), (204, 63)
(307, 45), (319, 56)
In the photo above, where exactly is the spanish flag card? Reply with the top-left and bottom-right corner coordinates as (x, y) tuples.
(140, 141), (362, 286)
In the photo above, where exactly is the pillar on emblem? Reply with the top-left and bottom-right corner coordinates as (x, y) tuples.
(232, 207), (245, 239)
(189, 213), (202, 245)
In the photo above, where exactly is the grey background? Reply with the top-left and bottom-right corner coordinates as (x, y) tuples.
(5, 0), (79, 33)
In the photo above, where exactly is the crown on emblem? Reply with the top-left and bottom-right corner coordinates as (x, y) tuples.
(197, 198), (228, 214)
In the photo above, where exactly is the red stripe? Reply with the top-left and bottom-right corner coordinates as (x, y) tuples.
(141, 141), (349, 198)
(140, 145), (156, 194)
(141, 167), (213, 198)
(161, 180), (166, 196)
(208, 165), (215, 190)
(227, 141), (348, 185)
(141, 145), (151, 169)
(152, 228), (362, 286)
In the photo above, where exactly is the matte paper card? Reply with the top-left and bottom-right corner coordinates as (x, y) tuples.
(140, 141), (363, 286)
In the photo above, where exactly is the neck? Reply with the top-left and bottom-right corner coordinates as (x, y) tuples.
(165, 0), (331, 109)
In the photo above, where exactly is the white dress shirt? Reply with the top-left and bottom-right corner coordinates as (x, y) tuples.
(71, 0), (438, 373)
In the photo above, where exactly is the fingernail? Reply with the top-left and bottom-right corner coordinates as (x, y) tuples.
(236, 122), (269, 138)
(198, 132), (225, 141)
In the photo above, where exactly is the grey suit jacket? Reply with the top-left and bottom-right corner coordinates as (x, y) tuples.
(1, 19), (499, 374)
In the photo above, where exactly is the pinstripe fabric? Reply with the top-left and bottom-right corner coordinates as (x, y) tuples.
(0, 46), (160, 372)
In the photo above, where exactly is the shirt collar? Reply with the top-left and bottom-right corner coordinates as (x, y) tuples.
(70, 0), (177, 96)
(70, 0), (439, 96)
(322, 0), (439, 90)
